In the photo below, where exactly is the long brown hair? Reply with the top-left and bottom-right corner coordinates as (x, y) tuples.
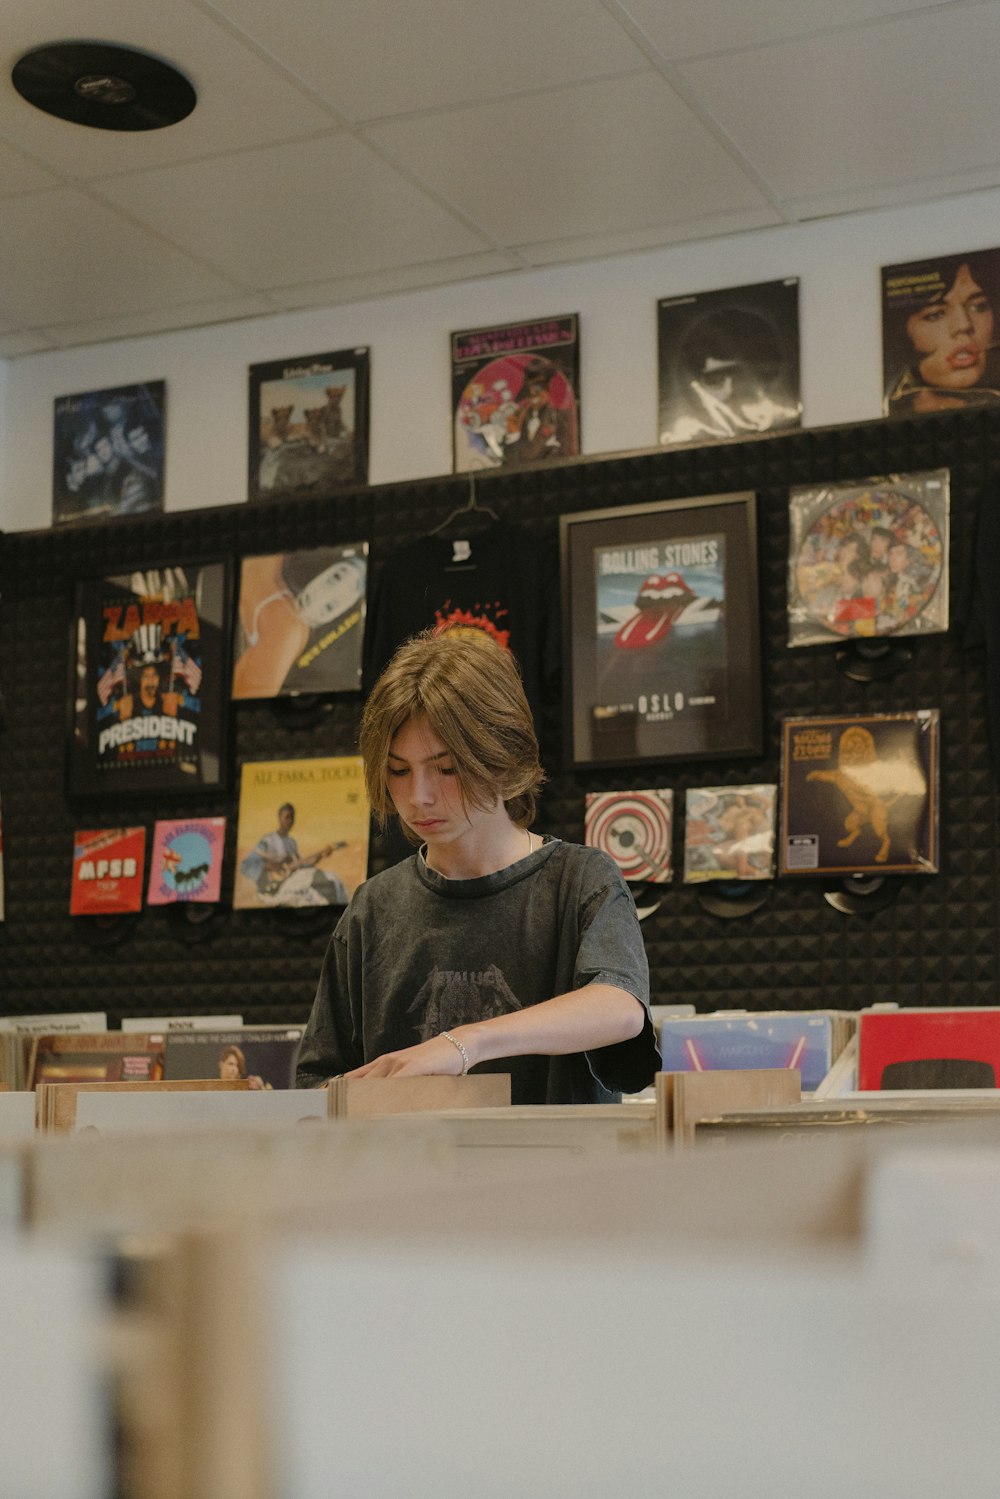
(360, 631), (545, 841)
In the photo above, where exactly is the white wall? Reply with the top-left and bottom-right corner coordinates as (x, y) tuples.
(4, 184), (1000, 533)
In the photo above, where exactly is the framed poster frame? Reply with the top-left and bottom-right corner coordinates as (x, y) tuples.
(67, 557), (232, 798)
(247, 346), (370, 502)
(559, 491), (762, 771)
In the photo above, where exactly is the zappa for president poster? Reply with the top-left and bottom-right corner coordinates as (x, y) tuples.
(69, 561), (231, 796)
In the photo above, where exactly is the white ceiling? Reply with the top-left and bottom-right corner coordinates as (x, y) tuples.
(0, 0), (998, 357)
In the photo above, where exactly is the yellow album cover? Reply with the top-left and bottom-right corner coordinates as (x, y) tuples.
(234, 756), (369, 910)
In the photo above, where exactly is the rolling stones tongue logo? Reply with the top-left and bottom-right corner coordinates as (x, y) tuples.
(614, 572), (697, 651)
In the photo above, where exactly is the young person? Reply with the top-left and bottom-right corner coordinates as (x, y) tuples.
(296, 631), (659, 1104)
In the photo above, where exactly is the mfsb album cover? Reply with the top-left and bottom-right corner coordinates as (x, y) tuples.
(683, 784), (777, 882)
(657, 279), (801, 447)
(881, 248), (1000, 417)
(147, 818), (226, 906)
(164, 1028), (303, 1090)
(232, 543), (367, 699)
(234, 756), (369, 910)
(451, 314), (580, 472)
(70, 561), (231, 796)
(248, 347), (369, 501)
(788, 470), (949, 645)
(70, 827), (146, 915)
(780, 711), (940, 876)
(585, 789), (674, 883)
(53, 380), (166, 526)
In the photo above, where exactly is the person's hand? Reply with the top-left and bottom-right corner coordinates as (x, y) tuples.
(162, 691), (181, 716)
(345, 1034), (469, 1079)
(117, 694), (133, 720)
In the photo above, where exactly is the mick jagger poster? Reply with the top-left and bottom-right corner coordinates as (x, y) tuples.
(69, 560), (231, 796)
(559, 493), (762, 769)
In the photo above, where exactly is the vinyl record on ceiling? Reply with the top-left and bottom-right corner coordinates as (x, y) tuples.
(12, 42), (196, 132)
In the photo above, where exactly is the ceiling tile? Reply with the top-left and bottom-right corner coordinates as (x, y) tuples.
(42, 294), (282, 348)
(272, 251), (521, 309)
(614, 0), (956, 60)
(201, 0), (648, 122)
(367, 73), (768, 245)
(787, 163), (1000, 222)
(678, 7), (1000, 201)
(0, 140), (60, 196)
(0, 0), (336, 180)
(515, 207), (784, 266)
(97, 135), (490, 287)
(0, 330), (56, 357)
(0, 190), (240, 325)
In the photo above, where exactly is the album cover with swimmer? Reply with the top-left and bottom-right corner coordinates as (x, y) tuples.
(787, 470), (949, 647)
(683, 784), (776, 883)
(585, 789), (674, 884)
(232, 543), (367, 699)
(779, 711), (940, 877)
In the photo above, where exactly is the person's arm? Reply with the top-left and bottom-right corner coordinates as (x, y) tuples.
(345, 982), (644, 1080)
(295, 926), (362, 1087)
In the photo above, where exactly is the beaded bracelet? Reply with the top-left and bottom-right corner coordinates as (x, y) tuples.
(440, 1031), (471, 1075)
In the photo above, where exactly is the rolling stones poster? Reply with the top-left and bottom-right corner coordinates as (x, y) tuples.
(147, 817), (226, 905)
(53, 379), (165, 526)
(234, 756), (369, 911)
(683, 784), (777, 883)
(658, 279), (801, 448)
(787, 470), (949, 647)
(451, 313), (580, 472)
(247, 347), (370, 502)
(232, 542), (368, 699)
(779, 711), (940, 877)
(560, 493), (762, 769)
(69, 561), (231, 796)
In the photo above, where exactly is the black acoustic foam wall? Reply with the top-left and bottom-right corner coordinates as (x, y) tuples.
(1, 406), (998, 1026)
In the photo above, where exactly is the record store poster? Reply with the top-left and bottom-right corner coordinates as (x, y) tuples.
(451, 313), (580, 472)
(657, 279), (801, 447)
(53, 380), (166, 526)
(70, 561), (231, 796)
(787, 470), (949, 646)
(780, 711), (940, 877)
(561, 493), (762, 769)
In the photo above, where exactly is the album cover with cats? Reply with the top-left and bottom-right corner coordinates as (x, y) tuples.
(451, 314), (580, 473)
(779, 711), (940, 876)
(232, 543), (367, 698)
(787, 470), (949, 646)
(248, 347), (370, 502)
(657, 279), (801, 448)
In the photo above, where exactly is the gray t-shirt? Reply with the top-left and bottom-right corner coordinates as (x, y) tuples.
(296, 836), (659, 1104)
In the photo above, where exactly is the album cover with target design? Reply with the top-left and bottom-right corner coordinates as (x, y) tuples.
(683, 784), (776, 882)
(787, 470), (949, 646)
(585, 789), (674, 884)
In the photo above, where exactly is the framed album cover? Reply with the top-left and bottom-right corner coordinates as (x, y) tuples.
(232, 542), (367, 699)
(68, 560), (232, 797)
(451, 313), (580, 473)
(881, 247), (1000, 417)
(779, 711), (940, 877)
(248, 347), (369, 502)
(657, 279), (801, 447)
(788, 470), (949, 646)
(53, 379), (165, 526)
(560, 492), (762, 770)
